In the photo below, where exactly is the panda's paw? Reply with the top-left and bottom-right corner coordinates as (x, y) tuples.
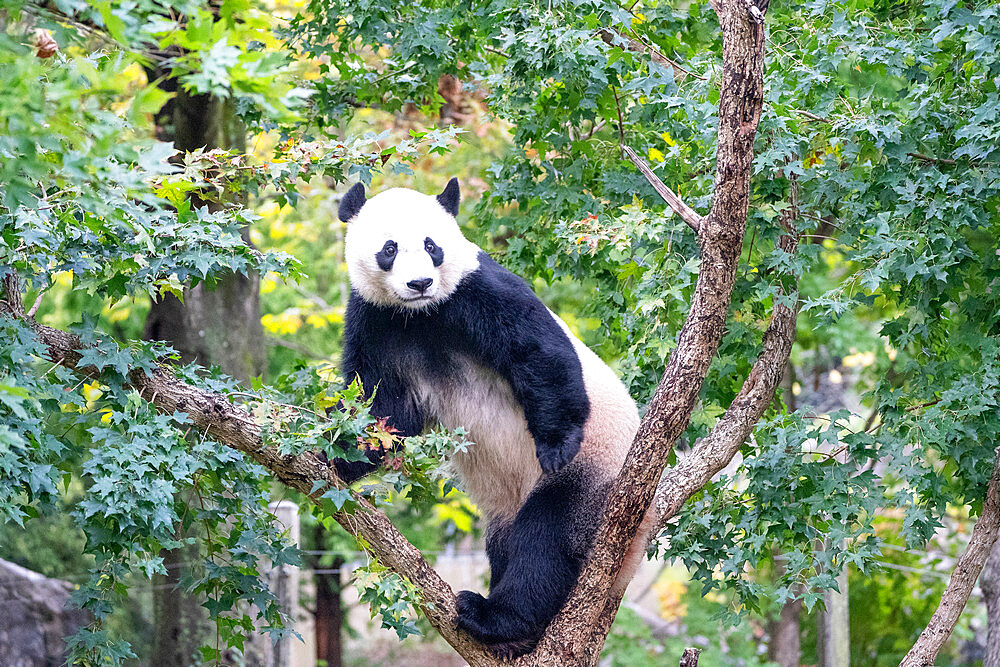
(536, 428), (583, 474)
(456, 590), (488, 631)
(457, 591), (540, 657)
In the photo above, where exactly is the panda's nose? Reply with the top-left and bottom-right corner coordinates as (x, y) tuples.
(407, 278), (433, 293)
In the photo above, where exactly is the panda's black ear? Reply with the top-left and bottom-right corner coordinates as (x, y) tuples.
(339, 182), (367, 222)
(436, 177), (460, 217)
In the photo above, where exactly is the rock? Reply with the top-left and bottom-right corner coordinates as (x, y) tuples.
(0, 558), (90, 667)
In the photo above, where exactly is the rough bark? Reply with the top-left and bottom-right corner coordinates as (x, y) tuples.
(530, 4), (768, 662)
(900, 445), (1000, 667)
(679, 647), (702, 667)
(655, 231), (797, 531)
(982, 540), (1000, 667)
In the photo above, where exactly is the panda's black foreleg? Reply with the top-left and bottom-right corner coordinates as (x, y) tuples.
(456, 464), (601, 657)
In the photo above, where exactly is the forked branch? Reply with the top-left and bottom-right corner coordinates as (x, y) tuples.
(531, 3), (769, 663)
(656, 231), (798, 529)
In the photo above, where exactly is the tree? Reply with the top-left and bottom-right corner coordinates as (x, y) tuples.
(142, 29), (266, 666)
(3, 0), (1000, 664)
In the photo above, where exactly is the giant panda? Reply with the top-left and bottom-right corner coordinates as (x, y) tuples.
(334, 178), (656, 656)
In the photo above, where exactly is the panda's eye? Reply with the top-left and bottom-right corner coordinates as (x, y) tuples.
(424, 240), (436, 253)
(382, 242), (397, 256)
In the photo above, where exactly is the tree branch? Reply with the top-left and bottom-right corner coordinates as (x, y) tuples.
(0, 283), (498, 667)
(530, 3), (768, 662)
(656, 232), (798, 530)
(680, 647), (702, 667)
(622, 145), (703, 233)
(900, 445), (1000, 667)
(597, 28), (706, 82)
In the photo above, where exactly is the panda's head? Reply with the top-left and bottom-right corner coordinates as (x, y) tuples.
(340, 178), (481, 310)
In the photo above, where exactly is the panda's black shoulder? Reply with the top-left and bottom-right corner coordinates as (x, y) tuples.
(448, 251), (544, 313)
(442, 252), (580, 358)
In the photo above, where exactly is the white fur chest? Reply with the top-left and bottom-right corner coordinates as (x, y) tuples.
(410, 355), (541, 521)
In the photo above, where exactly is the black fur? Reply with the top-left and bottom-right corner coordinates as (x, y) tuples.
(436, 177), (460, 216)
(424, 237), (444, 267)
(456, 461), (609, 656)
(339, 182), (367, 222)
(375, 240), (398, 271)
(336, 251), (594, 653)
(339, 251), (589, 478)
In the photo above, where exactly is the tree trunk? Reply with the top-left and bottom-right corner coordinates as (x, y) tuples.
(145, 80), (263, 663)
(313, 521), (345, 667)
(767, 598), (802, 667)
(817, 545), (850, 667)
(982, 540), (1000, 667)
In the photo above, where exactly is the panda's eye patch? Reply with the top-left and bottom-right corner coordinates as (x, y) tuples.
(424, 236), (444, 267)
(376, 240), (398, 271)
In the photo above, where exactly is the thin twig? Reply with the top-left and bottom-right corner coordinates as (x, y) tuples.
(621, 145), (702, 232)
(483, 45), (510, 58)
(227, 390), (328, 419)
(908, 152), (956, 166)
(26, 287), (48, 318)
(613, 86), (626, 160)
(793, 109), (831, 123)
(905, 399), (940, 412)
(597, 28), (706, 82)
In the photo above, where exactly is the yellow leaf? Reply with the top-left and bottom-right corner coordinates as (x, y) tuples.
(648, 147), (665, 163)
(258, 201), (281, 219)
(306, 314), (328, 329)
(314, 391), (337, 410)
(660, 131), (677, 147)
(82, 381), (104, 403)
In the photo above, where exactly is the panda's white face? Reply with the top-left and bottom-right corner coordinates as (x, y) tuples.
(344, 187), (481, 310)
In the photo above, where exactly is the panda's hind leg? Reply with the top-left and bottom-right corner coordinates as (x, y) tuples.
(456, 461), (605, 656)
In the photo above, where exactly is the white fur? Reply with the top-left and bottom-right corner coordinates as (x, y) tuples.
(344, 188), (480, 310)
(413, 355), (541, 523)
